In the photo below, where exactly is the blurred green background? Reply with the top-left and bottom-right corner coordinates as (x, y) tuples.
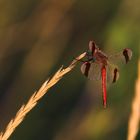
(0, 0), (139, 140)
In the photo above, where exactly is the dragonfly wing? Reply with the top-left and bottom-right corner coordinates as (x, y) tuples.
(108, 48), (132, 65)
(81, 62), (101, 80)
(123, 48), (132, 63)
(107, 62), (119, 83)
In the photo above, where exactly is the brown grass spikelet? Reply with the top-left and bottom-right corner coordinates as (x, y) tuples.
(0, 52), (86, 140)
(127, 60), (140, 140)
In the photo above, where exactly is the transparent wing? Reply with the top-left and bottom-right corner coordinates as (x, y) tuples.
(106, 62), (119, 83)
(81, 62), (101, 80)
(108, 48), (132, 65)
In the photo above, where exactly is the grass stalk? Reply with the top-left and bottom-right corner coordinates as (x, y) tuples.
(127, 60), (140, 140)
(0, 52), (86, 140)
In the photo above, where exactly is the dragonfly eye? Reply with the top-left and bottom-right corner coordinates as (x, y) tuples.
(89, 41), (96, 55)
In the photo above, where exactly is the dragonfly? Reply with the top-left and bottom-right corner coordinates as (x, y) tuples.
(80, 41), (132, 108)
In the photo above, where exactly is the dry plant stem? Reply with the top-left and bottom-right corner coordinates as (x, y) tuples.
(127, 60), (140, 140)
(0, 52), (86, 140)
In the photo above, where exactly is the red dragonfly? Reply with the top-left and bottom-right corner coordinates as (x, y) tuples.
(80, 41), (132, 108)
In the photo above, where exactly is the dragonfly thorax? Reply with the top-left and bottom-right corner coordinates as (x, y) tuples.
(93, 49), (108, 66)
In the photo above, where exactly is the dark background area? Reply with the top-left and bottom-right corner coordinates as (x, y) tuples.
(0, 0), (139, 140)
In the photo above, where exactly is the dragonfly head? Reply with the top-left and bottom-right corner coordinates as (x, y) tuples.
(88, 41), (97, 55)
